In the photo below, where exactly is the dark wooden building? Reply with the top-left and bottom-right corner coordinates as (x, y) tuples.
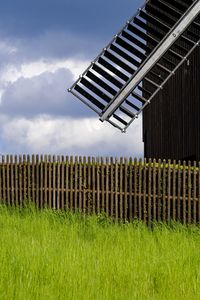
(143, 0), (200, 161)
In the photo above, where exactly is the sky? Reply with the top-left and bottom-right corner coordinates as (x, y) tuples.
(0, 0), (144, 157)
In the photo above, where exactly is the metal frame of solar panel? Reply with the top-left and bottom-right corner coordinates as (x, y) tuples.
(68, 0), (200, 132)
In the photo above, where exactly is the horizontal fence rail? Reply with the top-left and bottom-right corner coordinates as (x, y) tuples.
(0, 155), (200, 225)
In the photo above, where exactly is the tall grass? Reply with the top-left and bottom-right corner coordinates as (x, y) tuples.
(0, 205), (200, 300)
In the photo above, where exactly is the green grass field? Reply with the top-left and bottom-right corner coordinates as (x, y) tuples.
(0, 205), (200, 300)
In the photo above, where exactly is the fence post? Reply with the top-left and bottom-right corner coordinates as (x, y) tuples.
(172, 160), (176, 222)
(44, 155), (48, 208)
(177, 161), (181, 222)
(40, 155), (44, 209)
(23, 154), (27, 206)
(138, 159), (142, 221)
(92, 157), (96, 215)
(148, 158), (152, 227)
(157, 159), (162, 222)
(96, 157), (100, 215)
(48, 155), (52, 209)
(74, 156), (78, 211)
(167, 159), (171, 224)
(153, 159), (156, 223)
(6, 155), (10, 206)
(52, 155), (56, 209)
(110, 157), (114, 219)
(78, 156), (82, 212)
(66, 156), (69, 210)
(88, 156), (91, 214)
(61, 156), (65, 210)
(106, 157), (109, 218)
(183, 161), (186, 225)
(193, 161), (197, 224)
(115, 158), (119, 222)
(143, 158), (147, 224)
(101, 157), (105, 214)
(83, 156), (86, 214)
(57, 155), (60, 210)
(124, 157), (128, 222)
(119, 157), (123, 222)
(162, 160), (166, 223)
(198, 161), (200, 225)
(129, 157), (133, 221)
(10, 155), (14, 206)
(2, 155), (6, 205)
(133, 158), (138, 220)
(27, 155), (31, 204)
(188, 161), (192, 225)
(0, 155), (2, 205)
(19, 155), (23, 208)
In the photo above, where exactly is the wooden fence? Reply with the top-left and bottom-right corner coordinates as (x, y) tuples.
(0, 155), (200, 225)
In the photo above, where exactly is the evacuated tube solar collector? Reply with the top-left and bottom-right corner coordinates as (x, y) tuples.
(68, 0), (200, 132)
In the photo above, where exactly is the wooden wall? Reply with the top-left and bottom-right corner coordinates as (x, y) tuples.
(143, 1), (200, 161)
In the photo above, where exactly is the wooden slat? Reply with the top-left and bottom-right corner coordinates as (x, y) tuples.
(23, 155), (26, 206)
(177, 161), (181, 222)
(193, 161), (197, 224)
(92, 157), (96, 214)
(167, 160), (171, 224)
(162, 160), (166, 223)
(19, 155), (23, 208)
(57, 156), (60, 210)
(183, 161), (186, 225)
(88, 156), (91, 214)
(120, 157), (123, 221)
(134, 158), (138, 219)
(153, 159), (156, 223)
(143, 158), (147, 224)
(129, 157), (133, 221)
(198, 161), (200, 225)
(44, 155), (48, 208)
(35, 155), (39, 209)
(40, 155), (43, 208)
(2, 155), (6, 205)
(101, 157), (105, 214)
(27, 155), (31, 203)
(66, 156), (69, 210)
(83, 156), (86, 214)
(115, 158), (119, 222)
(48, 155), (52, 209)
(138, 159), (142, 221)
(78, 156), (82, 212)
(61, 156), (65, 210)
(188, 161), (191, 225)
(124, 157), (128, 221)
(52, 155), (56, 209)
(110, 157), (114, 219)
(106, 157), (109, 217)
(157, 159), (162, 222)
(31, 155), (35, 207)
(74, 156), (78, 211)
(10, 155), (14, 206)
(70, 156), (74, 211)
(0, 155), (2, 204)
(96, 157), (100, 215)
(172, 160), (176, 222)
(148, 158), (152, 227)
(6, 155), (10, 206)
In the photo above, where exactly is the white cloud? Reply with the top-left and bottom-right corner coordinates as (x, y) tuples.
(0, 57), (90, 84)
(0, 114), (143, 157)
